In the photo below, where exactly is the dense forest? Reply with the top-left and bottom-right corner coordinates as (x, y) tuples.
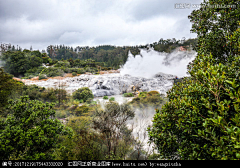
(1, 0), (240, 160)
(0, 37), (197, 77)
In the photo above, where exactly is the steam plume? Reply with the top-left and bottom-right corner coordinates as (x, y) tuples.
(120, 47), (197, 78)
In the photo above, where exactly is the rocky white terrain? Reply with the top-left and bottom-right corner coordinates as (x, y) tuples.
(20, 71), (176, 97)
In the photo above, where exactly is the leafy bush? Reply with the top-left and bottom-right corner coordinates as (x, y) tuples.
(109, 97), (115, 101)
(0, 96), (72, 160)
(69, 68), (78, 73)
(57, 116), (106, 160)
(74, 105), (89, 116)
(123, 93), (134, 97)
(54, 61), (70, 68)
(22, 85), (44, 100)
(1, 50), (44, 76)
(138, 92), (147, 98)
(149, 53), (240, 160)
(72, 72), (77, 76)
(72, 87), (94, 102)
(39, 74), (47, 80)
(77, 68), (85, 74)
(0, 68), (24, 112)
(92, 102), (135, 159)
(86, 98), (93, 104)
(40, 67), (64, 77)
(103, 96), (108, 99)
(55, 110), (68, 119)
(148, 3), (240, 159)
(85, 67), (97, 73)
(129, 92), (165, 109)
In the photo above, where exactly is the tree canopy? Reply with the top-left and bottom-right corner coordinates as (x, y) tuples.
(148, 0), (240, 160)
(0, 96), (72, 160)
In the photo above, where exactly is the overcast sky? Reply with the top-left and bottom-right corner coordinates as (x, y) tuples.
(0, 0), (203, 51)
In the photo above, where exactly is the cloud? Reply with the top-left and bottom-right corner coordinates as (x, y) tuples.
(0, 0), (202, 51)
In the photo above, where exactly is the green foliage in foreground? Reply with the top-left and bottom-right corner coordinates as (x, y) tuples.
(92, 102), (135, 159)
(149, 2), (240, 159)
(72, 87), (94, 103)
(0, 96), (73, 160)
(56, 102), (135, 160)
(149, 53), (240, 160)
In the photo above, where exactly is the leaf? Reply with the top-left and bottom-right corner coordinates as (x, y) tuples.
(234, 145), (240, 149)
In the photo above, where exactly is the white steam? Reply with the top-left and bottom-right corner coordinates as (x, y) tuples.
(120, 47), (197, 78)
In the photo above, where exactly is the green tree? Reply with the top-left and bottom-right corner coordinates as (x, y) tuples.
(188, 0), (240, 64)
(72, 87), (94, 102)
(55, 116), (106, 160)
(92, 102), (135, 159)
(148, 0), (240, 160)
(0, 96), (72, 160)
(2, 51), (27, 76)
(2, 50), (43, 77)
(0, 68), (23, 113)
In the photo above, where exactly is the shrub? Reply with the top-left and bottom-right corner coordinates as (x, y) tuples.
(54, 61), (71, 68)
(40, 67), (64, 77)
(0, 96), (73, 160)
(92, 102), (135, 159)
(85, 67), (97, 73)
(109, 97), (115, 101)
(148, 5), (240, 159)
(138, 92), (147, 98)
(123, 93), (134, 97)
(147, 91), (160, 96)
(75, 105), (89, 116)
(63, 68), (70, 73)
(39, 74), (47, 80)
(72, 87), (94, 102)
(77, 68), (85, 74)
(103, 96), (108, 99)
(72, 72), (77, 76)
(22, 85), (43, 100)
(55, 110), (68, 119)
(86, 98), (93, 104)
(69, 68), (78, 73)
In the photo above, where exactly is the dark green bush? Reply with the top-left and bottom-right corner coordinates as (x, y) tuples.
(77, 68), (85, 74)
(85, 67), (97, 73)
(69, 68), (78, 73)
(72, 87), (94, 102)
(72, 72), (77, 76)
(148, 3), (240, 159)
(103, 96), (108, 99)
(40, 67), (64, 77)
(54, 61), (70, 68)
(109, 97), (115, 101)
